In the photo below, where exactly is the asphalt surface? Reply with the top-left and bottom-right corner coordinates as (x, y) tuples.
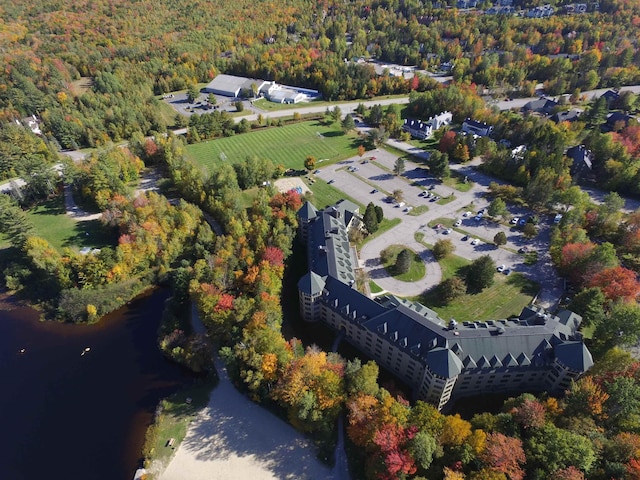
(320, 142), (563, 308)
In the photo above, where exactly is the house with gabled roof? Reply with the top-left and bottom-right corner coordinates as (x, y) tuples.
(606, 112), (635, 131)
(600, 89), (620, 106)
(297, 200), (593, 410)
(402, 118), (433, 139)
(551, 109), (582, 123)
(522, 97), (558, 115)
(461, 118), (493, 137)
(567, 145), (594, 181)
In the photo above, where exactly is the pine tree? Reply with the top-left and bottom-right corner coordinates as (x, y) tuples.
(364, 202), (379, 233)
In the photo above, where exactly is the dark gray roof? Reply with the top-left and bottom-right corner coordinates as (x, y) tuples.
(298, 271), (326, 295)
(462, 118), (492, 130)
(298, 201), (318, 221)
(551, 109), (581, 123)
(426, 348), (463, 378)
(567, 145), (593, 173)
(555, 342), (593, 372)
(601, 90), (620, 103)
(607, 112), (634, 126)
(307, 205), (358, 285)
(523, 98), (558, 114)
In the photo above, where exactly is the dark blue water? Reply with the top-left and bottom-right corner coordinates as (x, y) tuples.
(0, 289), (187, 480)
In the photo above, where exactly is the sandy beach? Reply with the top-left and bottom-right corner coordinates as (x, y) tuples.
(158, 359), (336, 480)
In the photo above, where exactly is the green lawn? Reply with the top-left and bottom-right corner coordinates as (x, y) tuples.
(381, 244), (425, 282)
(25, 195), (115, 252)
(143, 379), (216, 476)
(185, 121), (360, 172)
(358, 217), (402, 249)
(443, 172), (474, 192)
(408, 205), (429, 216)
(369, 281), (384, 294)
(419, 272), (538, 321)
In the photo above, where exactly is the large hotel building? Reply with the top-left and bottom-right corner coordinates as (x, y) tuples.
(297, 200), (592, 410)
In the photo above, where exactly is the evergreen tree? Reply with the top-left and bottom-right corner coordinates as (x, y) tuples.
(394, 158), (406, 176)
(364, 202), (379, 233)
(396, 248), (412, 274)
(374, 205), (384, 223)
(427, 151), (450, 179)
(494, 231), (507, 246)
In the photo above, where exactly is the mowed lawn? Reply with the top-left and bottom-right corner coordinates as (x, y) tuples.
(25, 195), (115, 252)
(185, 121), (359, 171)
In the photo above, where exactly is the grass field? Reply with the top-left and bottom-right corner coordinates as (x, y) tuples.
(186, 121), (360, 172)
(381, 244), (425, 282)
(304, 178), (363, 210)
(25, 195), (115, 252)
(420, 272), (538, 321)
(143, 379), (217, 475)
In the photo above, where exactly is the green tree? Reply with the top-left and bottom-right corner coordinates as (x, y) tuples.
(427, 151), (450, 179)
(465, 255), (496, 293)
(345, 359), (379, 397)
(391, 189), (404, 203)
(488, 198), (507, 218)
(186, 84), (200, 104)
(304, 155), (316, 171)
(433, 239), (454, 260)
(439, 277), (467, 304)
(396, 248), (412, 274)
(525, 424), (596, 477)
(341, 114), (355, 133)
(409, 431), (437, 471)
(394, 157), (406, 176)
(207, 93), (217, 105)
(522, 223), (537, 238)
(234, 100), (244, 112)
(494, 231), (507, 246)
(364, 202), (379, 233)
(374, 205), (384, 223)
(330, 106), (342, 123)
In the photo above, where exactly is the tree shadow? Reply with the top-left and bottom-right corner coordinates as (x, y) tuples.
(321, 131), (345, 138)
(63, 220), (117, 249)
(369, 173), (394, 181)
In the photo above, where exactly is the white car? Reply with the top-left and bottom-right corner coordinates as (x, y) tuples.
(510, 217), (519, 225)
(444, 228), (452, 234)
(463, 211), (472, 217)
(454, 219), (462, 227)
(497, 264), (506, 272)
(471, 238), (480, 245)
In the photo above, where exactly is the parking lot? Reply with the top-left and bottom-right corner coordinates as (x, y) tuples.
(317, 147), (562, 307)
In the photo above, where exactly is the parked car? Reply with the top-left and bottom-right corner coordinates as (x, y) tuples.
(554, 214), (563, 224)
(371, 189), (378, 194)
(518, 218), (527, 226)
(518, 246), (529, 253)
(503, 268), (511, 275)
(463, 211), (472, 217)
(471, 238), (480, 245)
(429, 185), (436, 190)
(497, 264), (506, 272)
(510, 217), (520, 224)
(444, 228), (452, 234)
(314, 169), (321, 174)
(435, 223), (444, 229)
(328, 179), (335, 184)
(461, 235), (469, 241)
(474, 214), (483, 221)
(454, 219), (462, 227)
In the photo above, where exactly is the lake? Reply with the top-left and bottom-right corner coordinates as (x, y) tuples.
(0, 289), (188, 480)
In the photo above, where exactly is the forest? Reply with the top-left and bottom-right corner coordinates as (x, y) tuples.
(1, 0), (640, 478)
(1, 0), (640, 149)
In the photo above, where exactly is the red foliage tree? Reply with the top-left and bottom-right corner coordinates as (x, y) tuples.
(480, 432), (526, 480)
(262, 246), (284, 267)
(439, 130), (457, 154)
(627, 458), (640, 480)
(588, 266), (640, 301)
(511, 398), (546, 430)
(559, 242), (595, 283)
(554, 466), (585, 480)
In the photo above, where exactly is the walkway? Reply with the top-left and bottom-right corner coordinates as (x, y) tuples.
(159, 355), (336, 480)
